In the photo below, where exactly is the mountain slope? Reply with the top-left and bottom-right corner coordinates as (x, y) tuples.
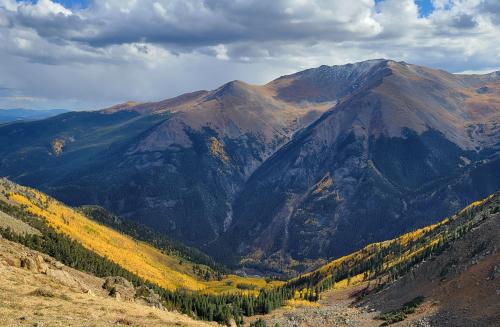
(0, 179), (281, 294)
(220, 60), (500, 269)
(360, 195), (500, 326)
(1, 181), (498, 326)
(0, 60), (498, 270)
(0, 235), (214, 327)
(0, 81), (330, 247)
(256, 193), (499, 326)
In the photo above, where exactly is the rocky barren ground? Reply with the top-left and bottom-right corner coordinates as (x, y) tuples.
(0, 234), (214, 327)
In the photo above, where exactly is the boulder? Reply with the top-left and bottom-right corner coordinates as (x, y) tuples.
(135, 285), (164, 310)
(102, 276), (135, 301)
(492, 264), (500, 280)
(21, 256), (37, 272)
(54, 261), (64, 270)
(34, 255), (48, 274)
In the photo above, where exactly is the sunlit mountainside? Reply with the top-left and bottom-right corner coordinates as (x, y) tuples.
(1, 60), (498, 275)
(0, 178), (281, 294)
(1, 178), (498, 325)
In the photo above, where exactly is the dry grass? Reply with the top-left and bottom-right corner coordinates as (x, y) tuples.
(30, 288), (56, 298)
(0, 236), (215, 327)
(0, 210), (41, 236)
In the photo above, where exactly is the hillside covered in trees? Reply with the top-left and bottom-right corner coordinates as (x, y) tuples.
(1, 178), (498, 325)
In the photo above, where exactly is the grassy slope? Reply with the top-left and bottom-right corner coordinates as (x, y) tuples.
(0, 234), (214, 327)
(0, 210), (41, 236)
(1, 179), (282, 294)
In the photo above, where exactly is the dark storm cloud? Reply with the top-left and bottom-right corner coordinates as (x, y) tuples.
(0, 0), (498, 110)
(451, 14), (477, 28)
(479, 0), (500, 24)
(7, 0), (380, 50)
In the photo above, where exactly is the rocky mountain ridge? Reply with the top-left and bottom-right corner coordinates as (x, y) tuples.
(0, 59), (498, 272)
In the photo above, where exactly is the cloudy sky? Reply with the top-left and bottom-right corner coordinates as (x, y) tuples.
(0, 0), (499, 110)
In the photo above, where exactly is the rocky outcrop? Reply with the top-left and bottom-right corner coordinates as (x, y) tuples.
(134, 285), (164, 310)
(102, 276), (136, 301)
(3, 247), (53, 274)
(101, 278), (164, 309)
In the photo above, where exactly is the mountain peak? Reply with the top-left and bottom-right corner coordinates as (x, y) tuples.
(102, 100), (142, 113)
(267, 59), (391, 103)
(208, 80), (255, 100)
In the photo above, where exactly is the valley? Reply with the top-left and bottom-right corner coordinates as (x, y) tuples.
(1, 0), (498, 325)
(0, 179), (282, 294)
(0, 59), (499, 326)
(1, 178), (498, 326)
(0, 60), (498, 274)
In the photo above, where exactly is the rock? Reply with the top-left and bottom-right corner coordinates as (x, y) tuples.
(34, 255), (48, 274)
(102, 276), (135, 301)
(21, 257), (37, 272)
(37, 262), (48, 274)
(54, 261), (64, 269)
(84, 289), (95, 296)
(492, 264), (500, 280)
(135, 285), (164, 310)
(35, 255), (44, 264)
(46, 268), (80, 289)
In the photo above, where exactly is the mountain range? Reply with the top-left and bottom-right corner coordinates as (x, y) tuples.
(0, 108), (69, 123)
(0, 59), (498, 273)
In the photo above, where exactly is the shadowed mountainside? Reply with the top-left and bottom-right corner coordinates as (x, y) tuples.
(215, 60), (500, 270)
(0, 59), (498, 272)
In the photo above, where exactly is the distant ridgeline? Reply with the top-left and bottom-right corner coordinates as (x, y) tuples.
(0, 178), (498, 325)
(0, 108), (68, 123)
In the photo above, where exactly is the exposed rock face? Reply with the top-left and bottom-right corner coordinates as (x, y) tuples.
(0, 60), (499, 271)
(135, 285), (164, 310)
(102, 276), (136, 301)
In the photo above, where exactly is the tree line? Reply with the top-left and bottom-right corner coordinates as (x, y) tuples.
(2, 191), (497, 325)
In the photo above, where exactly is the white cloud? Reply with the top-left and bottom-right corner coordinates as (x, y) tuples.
(0, 0), (498, 109)
(18, 0), (72, 17)
(213, 44), (229, 60)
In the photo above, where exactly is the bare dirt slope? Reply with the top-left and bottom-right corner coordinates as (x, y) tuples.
(0, 234), (214, 327)
(246, 285), (377, 327)
(362, 200), (500, 327)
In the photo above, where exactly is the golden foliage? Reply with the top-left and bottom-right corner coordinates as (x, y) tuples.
(8, 186), (281, 294)
(209, 137), (229, 163)
(51, 139), (65, 156)
(333, 273), (365, 289)
(312, 175), (333, 195)
(285, 299), (320, 308)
